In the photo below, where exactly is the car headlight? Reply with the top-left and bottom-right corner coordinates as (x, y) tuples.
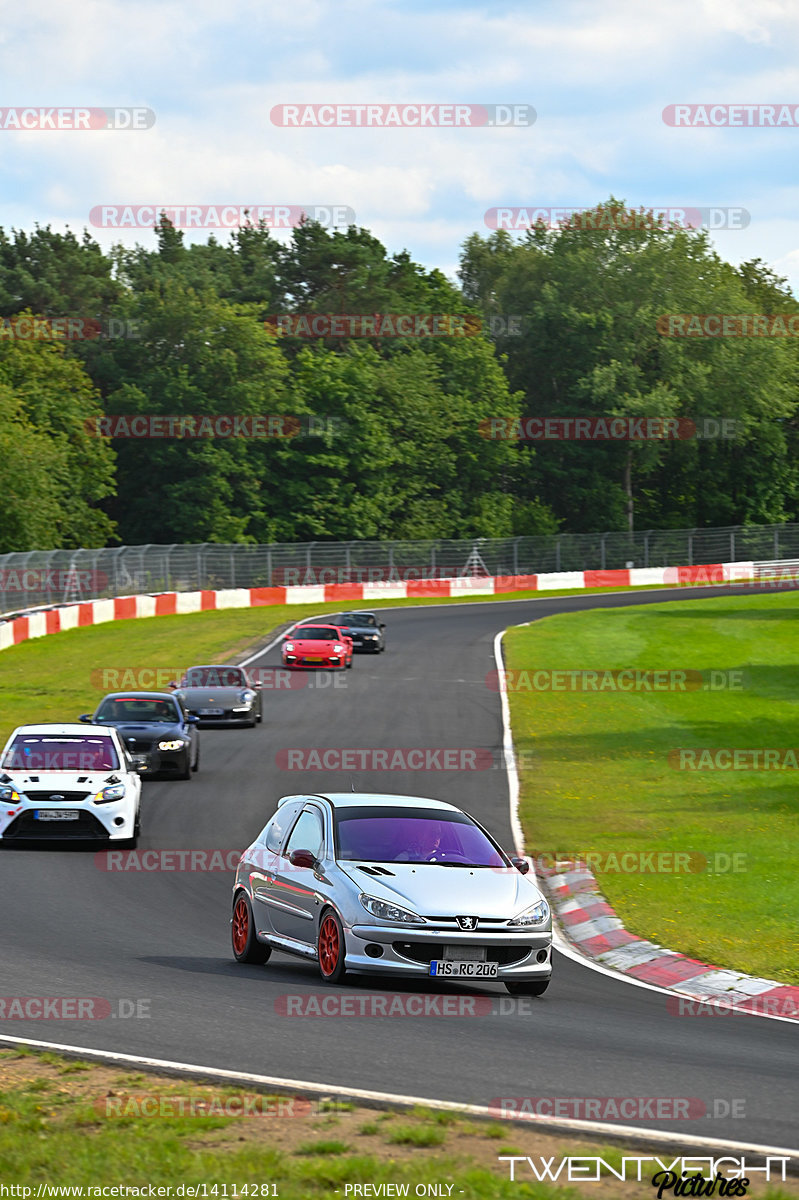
(359, 893), (425, 924)
(94, 784), (126, 804)
(333, 644), (344, 653)
(158, 740), (185, 751)
(0, 786), (20, 803)
(233, 691), (254, 711)
(284, 642), (294, 652)
(508, 899), (550, 927)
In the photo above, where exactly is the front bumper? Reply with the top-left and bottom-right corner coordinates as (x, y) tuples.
(344, 922), (552, 978)
(188, 708), (255, 725)
(129, 745), (191, 775)
(283, 654), (347, 669)
(0, 800), (136, 841)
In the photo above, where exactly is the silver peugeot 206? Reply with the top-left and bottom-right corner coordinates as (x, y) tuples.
(231, 793), (552, 995)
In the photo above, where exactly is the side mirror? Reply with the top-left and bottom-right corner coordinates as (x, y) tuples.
(168, 680), (178, 690)
(511, 856), (530, 875)
(78, 713), (93, 723)
(187, 714), (199, 724)
(289, 848), (316, 869)
(380, 623), (386, 630)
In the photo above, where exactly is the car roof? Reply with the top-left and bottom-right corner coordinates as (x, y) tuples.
(184, 664), (244, 671)
(99, 691), (181, 701)
(9, 723), (122, 736)
(278, 792), (460, 812)
(293, 624), (342, 631)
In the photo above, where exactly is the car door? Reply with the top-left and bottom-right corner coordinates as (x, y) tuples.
(250, 800), (304, 934)
(268, 804), (327, 945)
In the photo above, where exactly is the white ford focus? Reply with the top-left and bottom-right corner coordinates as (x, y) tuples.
(0, 724), (142, 845)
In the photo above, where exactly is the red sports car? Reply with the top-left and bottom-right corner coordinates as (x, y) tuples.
(282, 625), (354, 670)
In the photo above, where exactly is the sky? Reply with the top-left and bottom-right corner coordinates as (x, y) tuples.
(2, 0), (799, 292)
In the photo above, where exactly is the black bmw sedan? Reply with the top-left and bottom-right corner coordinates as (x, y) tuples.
(79, 692), (200, 780)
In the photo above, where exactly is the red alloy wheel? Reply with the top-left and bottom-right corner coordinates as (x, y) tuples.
(232, 895), (249, 956)
(318, 912), (347, 981)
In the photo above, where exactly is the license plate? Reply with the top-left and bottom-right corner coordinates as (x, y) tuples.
(34, 810), (80, 821)
(305, 657), (323, 664)
(199, 708), (224, 715)
(429, 960), (499, 978)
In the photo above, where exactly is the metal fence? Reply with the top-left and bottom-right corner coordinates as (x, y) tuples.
(1, 523), (798, 614)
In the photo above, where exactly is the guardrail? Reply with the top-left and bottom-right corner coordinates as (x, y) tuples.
(1, 522), (798, 612)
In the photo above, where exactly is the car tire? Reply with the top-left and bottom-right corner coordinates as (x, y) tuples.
(345, 657), (352, 669)
(191, 745), (200, 772)
(256, 708), (263, 724)
(179, 753), (191, 781)
(318, 909), (346, 983)
(504, 977), (550, 997)
(231, 892), (271, 964)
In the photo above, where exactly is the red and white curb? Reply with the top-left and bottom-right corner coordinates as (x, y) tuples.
(538, 859), (799, 1019)
(0, 560), (755, 654)
(494, 629), (799, 1024)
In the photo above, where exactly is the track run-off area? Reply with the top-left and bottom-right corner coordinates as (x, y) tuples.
(0, 585), (795, 1154)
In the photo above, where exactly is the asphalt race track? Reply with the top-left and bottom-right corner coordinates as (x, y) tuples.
(0, 585), (795, 1149)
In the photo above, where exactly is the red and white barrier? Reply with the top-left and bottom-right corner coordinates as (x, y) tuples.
(0, 561), (755, 654)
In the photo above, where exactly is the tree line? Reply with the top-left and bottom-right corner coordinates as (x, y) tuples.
(0, 199), (797, 552)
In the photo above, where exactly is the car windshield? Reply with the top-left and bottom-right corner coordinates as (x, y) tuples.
(2, 735), (120, 772)
(334, 806), (506, 866)
(182, 667), (244, 688)
(295, 628), (340, 641)
(95, 698), (180, 723)
(353, 614), (378, 627)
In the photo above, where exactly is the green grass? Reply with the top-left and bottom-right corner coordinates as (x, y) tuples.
(505, 590), (799, 982)
(0, 1050), (655, 1197)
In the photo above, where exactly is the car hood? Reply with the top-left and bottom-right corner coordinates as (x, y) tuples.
(92, 720), (187, 739)
(5, 771), (128, 795)
(175, 687), (246, 704)
(289, 637), (345, 650)
(339, 861), (546, 921)
(340, 625), (378, 635)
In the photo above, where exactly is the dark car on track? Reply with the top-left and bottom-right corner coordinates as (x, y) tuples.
(171, 664), (262, 727)
(326, 611), (386, 653)
(79, 692), (200, 780)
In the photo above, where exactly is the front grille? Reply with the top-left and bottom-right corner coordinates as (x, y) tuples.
(393, 942), (532, 966)
(24, 791), (91, 803)
(422, 917), (509, 928)
(124, 739), (154, 752)
(4, 811), (109, 840)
